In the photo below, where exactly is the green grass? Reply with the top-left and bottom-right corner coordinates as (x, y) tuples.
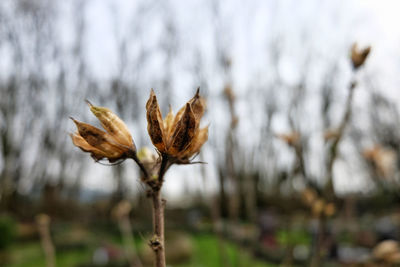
(4, 233), (276, 267)
(5, 241), (91, 267)
(178, 234), (276, 267)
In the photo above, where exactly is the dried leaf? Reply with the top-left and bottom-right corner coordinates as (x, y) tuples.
(146, 89), (166, 152)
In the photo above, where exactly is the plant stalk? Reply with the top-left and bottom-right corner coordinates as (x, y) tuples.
(150, 189), (166, 267)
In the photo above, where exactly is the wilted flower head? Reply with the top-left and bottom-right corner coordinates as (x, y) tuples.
(363, 145), (396, 178)
(70, 101), (136, 163)
(351, 43), (371, 70)
(373, 240), (400, 264)
(323, 128), (340, 142)
(146, 88), (208, 161)
(301, 188), (317, 206)
(276, 132), (300, 147)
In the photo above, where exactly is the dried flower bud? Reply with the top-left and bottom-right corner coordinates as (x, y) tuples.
(351, 43), (371, 70)
(312, 199), (325, 217)
(223, 84), (235, 103)
(373, 240), (400, 263)
(301, 188), (317, 206)
(324, 202), (336, 217)
(86, 100), (135, 151)
(276, 132), (300, 147)
(70, 102), (136, 163)
(363, 145), (396, 178)
(145, 89), (208, 161)
(324, 129), (340, 142)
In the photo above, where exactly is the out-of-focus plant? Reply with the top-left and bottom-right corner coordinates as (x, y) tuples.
(0, 215), (16, 250)
(309, 42), (371, 267)
(70, 89), (208, 267)
(372, 240), (400, 265)
(112, 200), (142, 267)
(36, 214), (55, 267)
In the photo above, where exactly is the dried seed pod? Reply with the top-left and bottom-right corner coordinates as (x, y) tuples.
(223, 84), (235, 103)
(312, 199), (325, 217)
(324, 129), (340, 142)
(146, 89), (166, 152)
(168, 103), (197, 155)
(146, 88), (208, 161)
(276, 132), (300, 147)
(324, 202), (336, 217)
(70, 118), (128, 162)
(351, 43), (371, 70)
(301, 188), (317, 206)
(87, 100), (135, 151)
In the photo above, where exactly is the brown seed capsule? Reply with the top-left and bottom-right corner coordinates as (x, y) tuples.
(276, 132), (300, 147)
(87, 100), (135, 151)
(324, 202), (336, 217)
(146, 89), (166, 153)
(146, 89), (208, 161)
(351, 43), (371, 70)
(70, 117), (130, 162)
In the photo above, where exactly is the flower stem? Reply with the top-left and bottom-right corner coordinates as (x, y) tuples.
(150, 189), (166, 267)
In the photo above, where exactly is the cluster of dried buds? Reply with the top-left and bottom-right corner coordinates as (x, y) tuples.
(301, 188), (336, 218)
(276, 132), (301, 148)
(363, 145), (396, 179)
(351, 43), (371, 70)
(70, 100), (136, 163)
(70, 89), (208, 182)
(146, 88), (208, 163)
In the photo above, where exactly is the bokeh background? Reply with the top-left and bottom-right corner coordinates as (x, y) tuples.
(1, 0), (400, 266)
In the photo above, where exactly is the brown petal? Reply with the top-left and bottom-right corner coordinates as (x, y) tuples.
(170, 88), (206, 137)
(183, 125), (208, 158)
(168, 103), (197, 156)
(188, 88), (206, 120)
(87, 100), (135, 151)
(71, 118), (125, 158)
(70, 132), (109, 160)
(146, 89), (166, 152)
(163, 105), (175, 143)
